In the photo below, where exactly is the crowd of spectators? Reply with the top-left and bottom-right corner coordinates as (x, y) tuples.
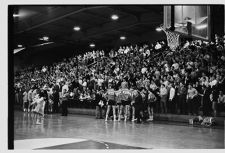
(15, 34), (225, 120)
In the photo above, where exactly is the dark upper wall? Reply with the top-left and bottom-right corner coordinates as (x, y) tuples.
(210, 5), (225, 41)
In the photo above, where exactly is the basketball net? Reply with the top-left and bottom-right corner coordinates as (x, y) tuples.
(160, 25), (180, 51)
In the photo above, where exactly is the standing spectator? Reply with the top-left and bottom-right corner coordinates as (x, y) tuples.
(140, 87), (148, 120)
(186, 84), (198, 115)
(52, 82), (60, 113)
(15, 87), (19, 104)
(31, 86), (38, 111)
(61, 89), (70, 116)
(133, 87), (143, 123)
(23, 89), (28, 112)
(160, 84), (168, 113)
(150, 80), (160, 113)
(62, 81), (69, 94)
(168, 83), (175, 113)
(27, 87), (33, 112)
(18, 87), (23, 107)
(201, 85), (212, 116)
(94, 89), (105, 119)
(47, 85), (54, 113)
(217, 91), (225, 116)
(43, 85), (49, 114)
(147, 89), (157, 121)
(210, 86), (219, 117)
(173, 83), (179, 114)
(52, 87), (60, 113)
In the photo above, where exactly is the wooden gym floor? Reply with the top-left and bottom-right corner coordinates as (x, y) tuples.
(14, 111), (224, 149)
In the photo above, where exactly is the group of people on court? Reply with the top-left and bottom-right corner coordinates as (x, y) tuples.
(20, 79), (158, 124)
(20, 81), (72, 125)
(20, 85), (49, 124)
(96, 81), (157, 123)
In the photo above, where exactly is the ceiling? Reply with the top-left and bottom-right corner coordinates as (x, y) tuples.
(12, 5), (163, 51)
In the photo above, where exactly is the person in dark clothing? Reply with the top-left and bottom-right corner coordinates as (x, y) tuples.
(52, 89), (60, 113)
(133, 88), (143, 123)
(177, 82), (187, 114)
(218, 91), (225, 116)
(52, 83), (60, 113)
(95, 89), (105, 119)
(42, 86), (49, 114)
(152, 87), (160, 113)
(193, 82), (202, 115)
(187, 84), (198, 115)
(72, 87), (80, 108)
(211, 85), (219, 117)
(218, 75), (225, 93)
(173, 83), (179, 114)
(61, 89), (70, 116)
(53, 83), (60, 92)
(72, 80), (80, 89)
(201, 86), (212, 116)
(140, 87), (148, 120)
(88, 78), (96, 92)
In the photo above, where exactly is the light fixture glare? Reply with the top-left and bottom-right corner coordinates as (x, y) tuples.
(111, 14), (119, 20)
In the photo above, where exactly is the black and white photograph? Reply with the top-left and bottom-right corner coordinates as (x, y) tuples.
(3, 1), (225, 150)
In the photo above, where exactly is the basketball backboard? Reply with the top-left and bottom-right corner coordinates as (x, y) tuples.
(164, 5), (210, 40)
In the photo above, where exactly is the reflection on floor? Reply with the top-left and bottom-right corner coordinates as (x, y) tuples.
(14, 111), (224, 149)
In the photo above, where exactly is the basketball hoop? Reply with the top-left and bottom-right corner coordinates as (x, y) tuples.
(159, 25), (180, 51)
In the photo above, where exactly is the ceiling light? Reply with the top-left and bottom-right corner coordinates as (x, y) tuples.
(39, 36), (49, 41)
(13, 14), (20, 17)
(120, 36), (126, 40)
(17, 44), (23, 48)
(73, 26), (81, 31)
(90, 43), (95, 47)
(43, 36), (49, 41)
(156, 27), (162, 32)
(111, 14), (119, 20)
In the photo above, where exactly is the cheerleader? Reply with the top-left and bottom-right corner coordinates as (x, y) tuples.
(31, 92), (45, 125)
(105, 84), (117, 121)
(130, 85), (137, 122)
(130, 86), (136, 122)
(115, 89), (121, 121)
